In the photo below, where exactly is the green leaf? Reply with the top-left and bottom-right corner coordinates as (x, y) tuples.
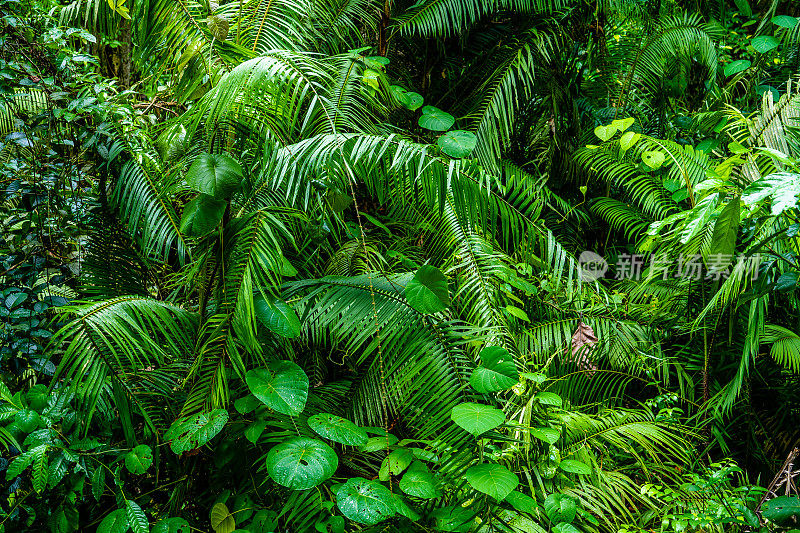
(152, 518), (191, 533)
(126, 500), (148, 533)
(308, 413), (368, 446)
(450, 402), (504, 436)
(610, 118), (634, 132)
(776, 273), (798, 292)
(437, 130), (477, 158)
(465, 463), (518, 500)
(185, 153), (243, 199)
(619, 131), (640, 151)
(642, 150), (666, 169)
(233, 395), (261, 414)
(469, 346), (518, 393)
(534, 392), (562, 407)
(266, 437), (338, 489)
(15, 409), (40, 432)
(752, 35), (779, 53)
(724, 60), (751, 77)
(164, 409), (228, 454)
(210, 502), (235, 533)
(418, 106), (455, 131)
(180, 194), (227, 237)
(390, 85), (411, 107)
(405, 92), (424, 111)
(399, 461), (440, 499)
(742, 172), (800, 215)
(385, 448), (414, 475)
(405, 265), (450, 314)
(558, 459), (592, 475)
(246, 361), (309, 416)
(505, 490), (537, 513)
(594, 124), (616, 142)
(32, 445), (48, 493)
(544, 494), (577, 523)
(92, 467), (105, 501)
(530, 427), (560, 444)
(772, 15), (799, 28)
(505, 305), (530, 322)
(244, 419), (267, 444)
(362, 69), (380, 90)
(26, 385), (49, 411)
(125, 445), (153, 475)
(762, 496), (800, 524)
(98, 509), (129, 533)
(710, 197), (740, 258)
(334, 477), (396, 525)
(253, 296), (301, 338)
(554, 523), (581, 533)
(429, 506), (475, 532)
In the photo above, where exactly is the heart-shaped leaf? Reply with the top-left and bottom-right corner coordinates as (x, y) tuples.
(124, 444), (153, 475)
(465, 463), (518, 500)
(505, 490), (537, 514)
(390, 85), (411, 107)
(558, 459), (592, 475)
(246, 361), (309, 417)
(399, 461), (440, 499)
(418, 106), (454, 131)
(405, 265), (450, 314)
(210, 502), (235, 533)
(531, 427), (560, 444)
(594, 124), (616, 141)
(437, 130), (477, 158)
(619, 131), (640, 151)
(610, 117), (634, 132)
(98, 509), (128, 533)
(308, 413), (368, 446)
(266, 437), (338, 490)
(469, 345), (518, 393)
(544, 493), (577, 523)
(752, 35), (779, 53)
(451, 402), (504, 436)
(334, 477), (396, 525)
(405, 92), (424, 111)
(186, 153), (243, 199)
(253, 296), (301, 338)
(642, 150), (666, 169)
(554, 523), (581, 533)
(724, 59), (751, 77)
(165, 409), (228, 454)
(180, 194), (227, 237)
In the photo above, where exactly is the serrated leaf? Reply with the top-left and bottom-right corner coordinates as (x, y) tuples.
(469, 345), (518, 393)
(125, 445), (153, 475)
(31, 445), (48, 493)
(164, 410), (228, 455)
(437, 130), (476, 158)
(185, 153), (243, 199)
(405, 265), (450, 314)
(558, 459), (592, 475)
(210, 502), (235, 533)
(334, 477), (396, 525)
(308, 413), (368, 446)
(253, 296), (301, 338)
(246, 361), (309, 417)
(98, 509), (129, 533)
(418, 106), (454, 131)
(266, 437), (338, 490)
(451, 402), (504, 436)
(126, 500), (148, 533)
(399, 461), (440, 499)
(465, 463), (518, 501)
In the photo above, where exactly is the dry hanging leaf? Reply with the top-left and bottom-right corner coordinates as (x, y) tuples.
(571, 320), (598, 374)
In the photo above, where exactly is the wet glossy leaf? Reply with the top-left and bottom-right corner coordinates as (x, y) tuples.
(464, 463), (518, 500)
(246, 361), (309, 416)
(308, 413), (368, 446)
(266, 437), (338, 490)
(450, 402), (504, 436)
(334, 477), (396, 525)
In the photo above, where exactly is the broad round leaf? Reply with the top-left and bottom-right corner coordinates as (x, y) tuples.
(505, 490), (537, 514)
(619, 131), (640, 151)
(469, 345), (518, 393)
(267, 437), (338, 490)
(405, 265), (450, 314)
(405, 92), (424, 111)
(430, 506), (475, 532)
(772, 15), (799, 28)
(464, 463), (518, 501)
(762, 496), (800, 524)
(153, 517), (191, 533)
(437, 130), (476, 158)
(642, 150), (665, 169)
(186, 153), (243, 199)
(26, 384), (49, 411)
(180, 194), (227, 237)
(98, 509), (128, 533)
(752, 35), (779, 53)
(246, 360), (309, 416)
(554, 524), (581, 533)
(418, 106), (454, 131)
(164, 409), (228, 454)
(392, 493), (421, 521)
(530, 427), (560, 444)
(334, 477), (396, 525)
(207, 14), (229, 40)
(543, 494), (577, 523)
(124, 444), (153, 475)
(534, 392), (562, 407)
(399, 461), (440, 499)
(253, 296), (301, 338)
(390, 85), (411, 108)
(723, 59), (751, 77)
(210, 502), (235, 533)
(594, 124), (616, 141)
(450, 402), (504, 436)
(558, 459), (592, 475)
(233, 394), (261, 414)
(15, 409), (40, 432)
(308, 413), (368, 446)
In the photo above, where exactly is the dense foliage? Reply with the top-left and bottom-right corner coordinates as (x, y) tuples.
(2, 0), (800, 531)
